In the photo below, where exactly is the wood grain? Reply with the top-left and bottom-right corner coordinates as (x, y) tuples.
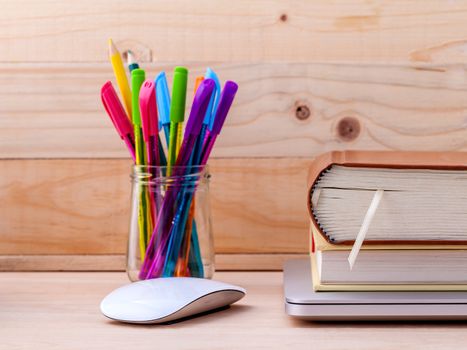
(2, 62), (467, 158)
(0, 158), (309, 256)
(0, 254), (307, 271)
(3, 271), (467, 349)
(3, 1), (467, 63)
(4, 1), (467, 272)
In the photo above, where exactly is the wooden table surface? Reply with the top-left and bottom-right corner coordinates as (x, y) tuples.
(2, 271), (467, 349)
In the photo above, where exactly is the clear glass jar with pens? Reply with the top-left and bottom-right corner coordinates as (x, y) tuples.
(127, 165), (215, 281)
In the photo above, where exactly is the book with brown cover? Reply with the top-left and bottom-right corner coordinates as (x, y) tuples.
(307, 151), (467, 291)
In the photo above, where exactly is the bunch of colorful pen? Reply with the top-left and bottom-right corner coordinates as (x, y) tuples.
(101, 40), (238, 279)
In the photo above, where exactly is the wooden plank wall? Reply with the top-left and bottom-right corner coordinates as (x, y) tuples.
(1, 0), (467, 271)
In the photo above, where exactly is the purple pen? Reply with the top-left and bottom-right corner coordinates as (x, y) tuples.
(156, 80), (238, 278)
(200, 81), (238, 165)
(140, 78), (216, 279)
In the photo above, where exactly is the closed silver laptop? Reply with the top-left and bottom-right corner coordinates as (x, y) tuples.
(284, 259), (467, 320)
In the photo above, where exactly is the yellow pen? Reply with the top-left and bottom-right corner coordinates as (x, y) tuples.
(108, 39), (132, 119)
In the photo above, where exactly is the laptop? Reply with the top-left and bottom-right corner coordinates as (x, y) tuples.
(284, 259), (467, 320)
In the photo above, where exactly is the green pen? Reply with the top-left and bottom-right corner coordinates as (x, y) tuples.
(131, 68), (146, 166)
(167, 66), (188, 175)
(131, 68), (151, 259)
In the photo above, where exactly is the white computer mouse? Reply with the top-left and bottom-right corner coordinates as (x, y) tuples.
(100, 277), (246, 324)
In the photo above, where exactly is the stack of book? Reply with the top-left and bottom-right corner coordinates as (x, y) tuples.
(308, 151), (467, 291)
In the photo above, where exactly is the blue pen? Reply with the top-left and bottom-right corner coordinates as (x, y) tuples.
(161, 79), (215, 277)
(155, 72), (171, 147)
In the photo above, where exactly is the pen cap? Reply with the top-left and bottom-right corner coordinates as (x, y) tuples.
(204, 67), (221, 130)
(155, 72), (171, 129)
(169, 66), (188, 123)
(139, 79), (158, 142)
(101, 81), (133, 138)
(184, 79), (215, 137)
(211, 81), (238, 135)
(131, 69), (146, 126)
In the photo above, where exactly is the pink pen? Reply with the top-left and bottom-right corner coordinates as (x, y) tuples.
(139, 80), (160, 167)
(101, 81), (136, 161)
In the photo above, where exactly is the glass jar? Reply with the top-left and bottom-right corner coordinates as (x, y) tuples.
(127, 165), (214, 281)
